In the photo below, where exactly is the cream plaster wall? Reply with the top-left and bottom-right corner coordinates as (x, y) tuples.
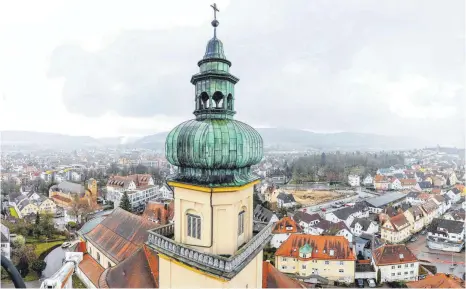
(86, 241), (117, 269)
(173, 186), (254, 256)
(158, 251), (263, 288)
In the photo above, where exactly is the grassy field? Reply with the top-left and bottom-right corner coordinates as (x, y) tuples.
(26, 235), (67, 243)
(72, 275), (86, 288)
(33, 240), (64, 256)
(9, 207), (19, 218)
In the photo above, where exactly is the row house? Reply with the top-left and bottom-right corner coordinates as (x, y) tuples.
(275, 235), (356, 284)
(400, 179), (419, 190)
(325, 203), (368, 227)
(420, 200), (439, 225)
(403, 206), (425, 234)
(445, 188), (461, 203)
(431, 194), (451, 215)
(349, 218), (379, 237)
(374, 175), (389, 191)
(381, 213), (411, 244)
(293, 211), (322, 230)
(270, 217), (302, 248)
(372, 244), (419, 282)
(306, 219), (353, 243)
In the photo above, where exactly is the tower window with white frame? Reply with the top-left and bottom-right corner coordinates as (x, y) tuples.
(187, 213), (201, 239)
(238, 210), (245, 235)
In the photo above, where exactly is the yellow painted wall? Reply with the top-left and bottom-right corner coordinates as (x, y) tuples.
(275, 256), (355, 283)
(86, 241), (117, 269)
(173, 186), (253, 256)
(158, 251), (263, 288)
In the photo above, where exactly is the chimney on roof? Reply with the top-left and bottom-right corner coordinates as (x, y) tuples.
(399, 254), (404, 260)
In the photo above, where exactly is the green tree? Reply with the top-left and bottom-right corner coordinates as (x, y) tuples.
(119, 192), (132, 212)
(377, 269), (381, 284)
(31, 259), (47, 275)
(35, 213), (41, 226)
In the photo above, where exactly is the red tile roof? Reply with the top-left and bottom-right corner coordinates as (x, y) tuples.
(78, 254), (105, 287)
(272, 217), (302, 234)
(85, 208), (159, 263)
(406, 273), (464, 288)
(75, 241), (87, 253)
(389, 213), (410, 231)
(51, 195), (71, 203)
(275, 234), (355, 261)
(262, 261), (305, 288)
(373, 244), (418, 266)
(99, 245), (158, 288)
(142, 200), (174, 225)
(401, 179), (417, 186)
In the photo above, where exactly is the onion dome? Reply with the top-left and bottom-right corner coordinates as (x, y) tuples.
(165, 14), (263, 187)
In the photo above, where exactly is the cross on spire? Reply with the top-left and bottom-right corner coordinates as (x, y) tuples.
(210, 3), (220, 38)
(210, 3), (219, 20)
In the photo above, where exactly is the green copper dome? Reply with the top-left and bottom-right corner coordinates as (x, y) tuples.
(165, 22), (263, 187)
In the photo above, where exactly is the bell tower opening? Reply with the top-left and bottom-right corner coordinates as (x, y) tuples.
(212, 91), (224, 108)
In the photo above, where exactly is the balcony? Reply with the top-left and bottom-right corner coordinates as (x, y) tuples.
(147, 221), (274, 279)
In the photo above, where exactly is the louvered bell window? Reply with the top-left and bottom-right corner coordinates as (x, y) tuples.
(187, 214), (201, 239)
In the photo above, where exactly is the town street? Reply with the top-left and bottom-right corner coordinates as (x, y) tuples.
(407, 234), (465, 279)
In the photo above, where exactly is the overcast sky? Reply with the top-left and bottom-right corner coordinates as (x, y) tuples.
(0, 0), (464, 146)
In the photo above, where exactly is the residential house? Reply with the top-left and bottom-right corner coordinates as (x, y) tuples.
(263, 185), (280, 205)
(377, 168), (394, 176)
(381, 213), (411, 243)
(420, 200), (439, 226)
(16, 199), (39, 218)
(406, 273), (464, 289)
(403, 205), (425, 233)
(142, 200), (174, 225)
(400, 179), (419, 190)
(432, 175), (446, 187)
(427, 218), (465, 252)
(446, 188), (461, 203)
(417, 181), (432, 192)
(270, 217), (302, 248)
(275, 235), (356, 284)
(35, 196), (57, 214)
(293, 211), (322, 230)
(388, 178), (402, 190)
(325, 203), (368, 227)
(431, 195), (450, 215)
(374, 175), (389, 191)
(1, 223), (10, 259)
(158, 184), (174, 201)
(363, 175), (373, 186)
(277, 193), (297, 209)
(443, 208), (465, 222)
(262, 261), (306, 288)
(253, 205), (279, 228)
(354, 233), (384, 261)
(349, 218), (379, 237)
(348, 175), (360, 187)
(106, 174), (160, 211)
(372, 244), (419, 282)
(405, 191), (421, 205)
(308, 219), (353, 243)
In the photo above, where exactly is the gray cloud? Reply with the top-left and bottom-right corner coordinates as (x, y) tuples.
(48, 0), (465, 146)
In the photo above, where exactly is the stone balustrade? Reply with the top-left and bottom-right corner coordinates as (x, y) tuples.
(147, 221), (274, 276)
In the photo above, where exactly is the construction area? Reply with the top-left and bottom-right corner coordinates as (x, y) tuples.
(284, 189), (347, 206)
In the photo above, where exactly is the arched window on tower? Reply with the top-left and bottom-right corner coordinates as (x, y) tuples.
(200, 92), (210, 109)
(212, 91), (224, 109)
(227, 94), (233, 110)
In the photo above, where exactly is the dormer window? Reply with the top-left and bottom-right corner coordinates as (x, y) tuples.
(329, 250), (334, 256)
(286, 226), (293, 231)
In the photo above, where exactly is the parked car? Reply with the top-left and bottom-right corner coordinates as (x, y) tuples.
(367, 279), (376, 288)
(356, 279), (364, 288)
(421, 230), (426, 235)
(61, 242), (72, 248)
(410, 236), (418, 242)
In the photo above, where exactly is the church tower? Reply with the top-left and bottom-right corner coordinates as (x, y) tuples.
(147, 4), (271, 288)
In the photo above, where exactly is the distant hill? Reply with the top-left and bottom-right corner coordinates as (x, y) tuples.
(0, 129), (429, 151)
(134, 128), (427, 151)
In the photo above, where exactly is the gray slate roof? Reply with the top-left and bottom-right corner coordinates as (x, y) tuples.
(429, 218), (464, 235)
(277, 192), (296, 203)
(253, 205), (275, 223)
(365, 192), (406, 208)
(293, 211), (322, 224)
(52, 181), (86, 195)
(332, 202), (366, 220)
(350, 218), (373, 231)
